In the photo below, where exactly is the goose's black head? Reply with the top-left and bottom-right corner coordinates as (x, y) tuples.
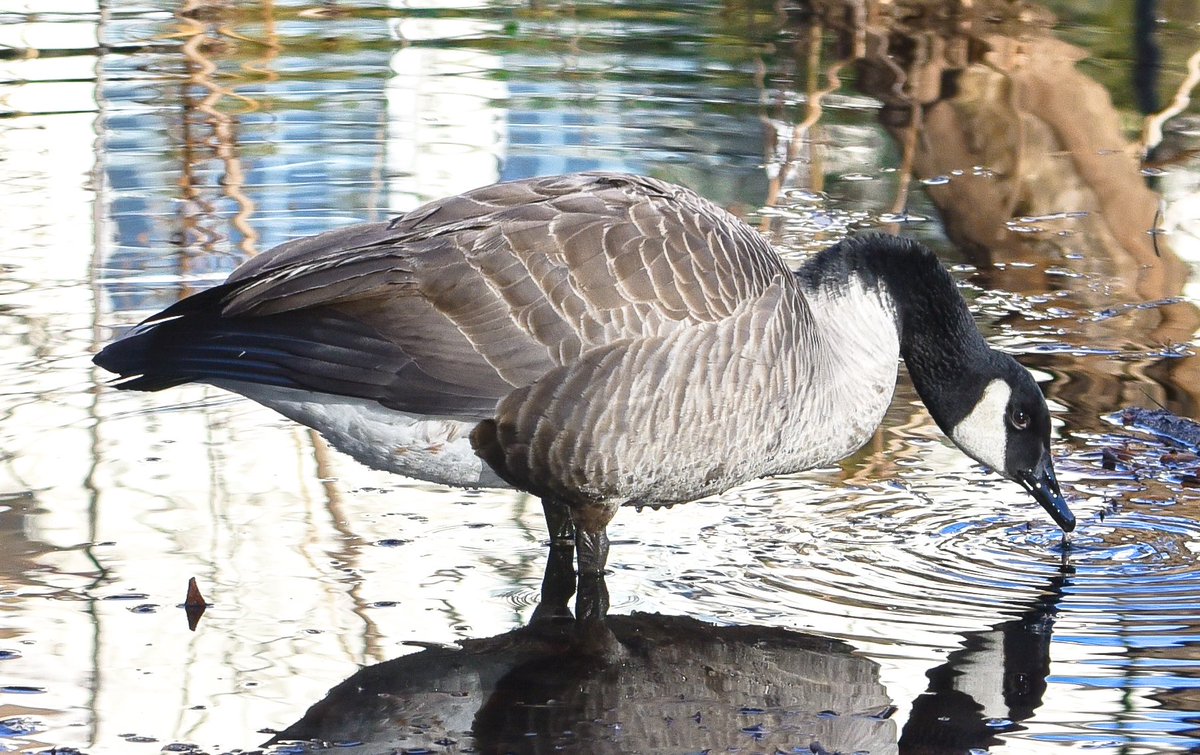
(804, 233), (1074, 531)
(933, 352), (1074, 532)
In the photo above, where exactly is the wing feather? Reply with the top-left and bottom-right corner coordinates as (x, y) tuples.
(119, 173), (791, 421)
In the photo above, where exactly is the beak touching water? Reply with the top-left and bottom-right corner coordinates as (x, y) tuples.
(1017, 452), (1075, 532)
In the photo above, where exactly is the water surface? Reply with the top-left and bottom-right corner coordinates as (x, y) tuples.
(2, 1), (1200, 753)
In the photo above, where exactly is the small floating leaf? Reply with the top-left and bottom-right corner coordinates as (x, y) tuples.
(184, 577), (208, 632)
(184, 577), (207, 608)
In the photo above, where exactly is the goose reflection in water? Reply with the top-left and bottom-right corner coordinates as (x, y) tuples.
(899, 565), (1070, 754)
(267, 559), (1070, 754)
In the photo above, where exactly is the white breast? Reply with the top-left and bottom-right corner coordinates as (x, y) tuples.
(213, 381), (510, 489)
(789, 277), (901, 466)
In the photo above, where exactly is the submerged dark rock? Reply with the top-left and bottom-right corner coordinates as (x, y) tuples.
(1119, 407), (1200, 451)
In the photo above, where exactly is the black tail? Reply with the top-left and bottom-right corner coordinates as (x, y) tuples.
(93, 284), (407, 398)
(94, 284), (505, 419)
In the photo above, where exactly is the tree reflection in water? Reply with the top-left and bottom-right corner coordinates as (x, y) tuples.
(772, 0), (1200, 430)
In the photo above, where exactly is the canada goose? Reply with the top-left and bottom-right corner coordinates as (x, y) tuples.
(94, 172), (1074, 578)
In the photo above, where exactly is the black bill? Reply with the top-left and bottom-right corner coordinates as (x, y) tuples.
(1017, 453), (1075, 532)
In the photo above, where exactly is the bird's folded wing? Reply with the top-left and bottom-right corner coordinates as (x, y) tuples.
(158, 173), (791, 416)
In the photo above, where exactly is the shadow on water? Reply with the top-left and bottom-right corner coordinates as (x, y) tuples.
(268, 552), (1071, 755)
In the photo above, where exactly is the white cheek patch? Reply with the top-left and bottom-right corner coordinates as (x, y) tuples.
(949, 378), (1011, 474)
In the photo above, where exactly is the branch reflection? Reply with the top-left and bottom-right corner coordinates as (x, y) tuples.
(777, 0), (1200, 426)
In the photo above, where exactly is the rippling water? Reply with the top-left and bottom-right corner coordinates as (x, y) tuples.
(2, 1), (1200, 753)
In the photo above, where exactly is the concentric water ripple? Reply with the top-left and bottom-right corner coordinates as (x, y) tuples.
(612, 483), (1056, 645)
(609, 427), (1200, 655)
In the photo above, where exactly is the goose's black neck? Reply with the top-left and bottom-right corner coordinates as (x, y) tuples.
(796, 234), (995, 430)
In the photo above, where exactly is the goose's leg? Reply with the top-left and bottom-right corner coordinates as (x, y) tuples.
(531, 538), (576, 622)
(576, 571), (609, 623)
(541, 497), (575, 545)
(569, 500), (619, 577)
(575, 528), (610, 576)
(532, 497), (577, 622)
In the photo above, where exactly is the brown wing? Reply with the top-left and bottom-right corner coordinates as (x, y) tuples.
(190, 172), (790, 417)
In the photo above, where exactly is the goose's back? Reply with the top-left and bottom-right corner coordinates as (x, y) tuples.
(217, 172), (794, 417)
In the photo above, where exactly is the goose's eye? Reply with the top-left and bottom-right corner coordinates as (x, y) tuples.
(1010, 410), (1030, 431)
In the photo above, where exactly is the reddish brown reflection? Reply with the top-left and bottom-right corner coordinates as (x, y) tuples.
(778, 0), (1199, 429)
